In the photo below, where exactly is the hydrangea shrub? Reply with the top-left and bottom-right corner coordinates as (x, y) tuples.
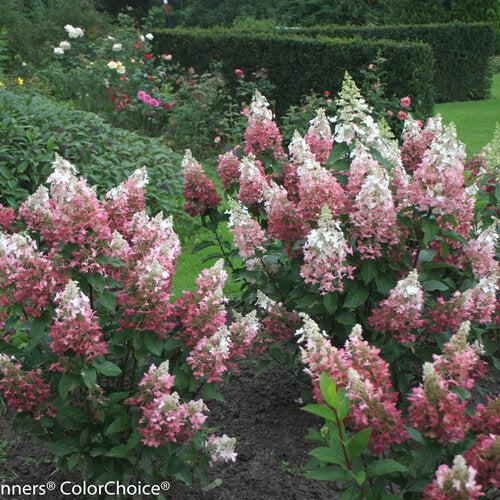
(0, 156), (264, 486)
(183, 73), (499, 496)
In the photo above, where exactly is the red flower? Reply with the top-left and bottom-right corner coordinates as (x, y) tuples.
(324, 90), (332, 96)
(134, 40), (142, 49)
(234, 68), (244, 78)
(145, 53), (152, 60)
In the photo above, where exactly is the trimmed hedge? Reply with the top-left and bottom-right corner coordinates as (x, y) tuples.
(153, 28), (434, 116)
(291, 23), (495, 102)
(0, 91), (185, 227)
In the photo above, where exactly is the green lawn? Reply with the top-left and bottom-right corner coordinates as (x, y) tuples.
(436, 72), (500, 156)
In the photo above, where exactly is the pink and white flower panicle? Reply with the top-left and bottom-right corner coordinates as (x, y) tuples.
(304, 108), (333, 164)
(205, 434), (237, 466)
(369, 269), (425, 343)
(300, 205), (354, 294)
(424, 455), (483, 499)
(49, 280), (108, 361)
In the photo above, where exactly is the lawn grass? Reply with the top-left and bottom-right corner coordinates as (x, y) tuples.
(436, 72), (500, 156)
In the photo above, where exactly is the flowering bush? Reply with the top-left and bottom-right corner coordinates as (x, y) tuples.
(0, 154), (265, 486)
(183, 73), (499, 496)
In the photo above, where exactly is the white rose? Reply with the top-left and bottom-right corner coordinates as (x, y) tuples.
(116, 64), (126, 75)
(107, 61), (118, 69)
(54, 47), (65, 55)
(112, 43), (122, 52)
(64, 24), (74, 33)
(59, 41), (71, 50)
(145, 33), (154, 40)
(140, 35), (145, 42)
(107, 36), (115, 41)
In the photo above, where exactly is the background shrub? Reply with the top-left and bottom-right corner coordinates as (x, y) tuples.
(0, 0), (111, 66)
(282, 23), (496, 102)
(153, 28), (435, 116)
(0, 91), (185, 229)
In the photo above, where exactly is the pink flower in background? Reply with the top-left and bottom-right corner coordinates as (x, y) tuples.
(0, 204), (15, 231)
(368, 64), (375, 70)
(397, 110), (407, 121)
(241, 107), (249, 117)
(304, 108), (333, 164)
(234, 68), (244, 78)
(214, 135), (221, 144)
(150, 98), (160, 108)
(238, 154), (270, 205)
(469, 398), (500, 435)
(400, 96), (411, 108)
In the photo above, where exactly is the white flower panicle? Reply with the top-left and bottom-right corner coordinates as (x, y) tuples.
(249, 90), (274, 122)
(308, 108), (332, 140)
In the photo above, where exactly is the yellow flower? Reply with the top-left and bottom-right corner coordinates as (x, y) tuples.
(0, 81), (5, 89)
(16, 77), (24, 86)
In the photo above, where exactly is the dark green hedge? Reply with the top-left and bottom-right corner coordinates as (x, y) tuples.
(153, 28), (434, 116)
(292, 23), (495, 102)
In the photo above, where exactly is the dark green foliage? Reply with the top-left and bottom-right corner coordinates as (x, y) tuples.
(290, 23), (496, 102)
(0, 91), (185, 227)
(0, 0), (112, 66)
(153, 28), (435, 116)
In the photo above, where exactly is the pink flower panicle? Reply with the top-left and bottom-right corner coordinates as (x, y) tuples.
(205, 434), (237, 466)
(238, 154), (270, 205)
(187, 326), (232, 383)
(182, 150), (220, 217)
(217, 150), (241, 189)
(49, 280), (108, 361)
(410, 122), (467, 216)
(300, 206), (354, 294)
(464, 434), (500, 491)
(293, 135), (346, 222)
(369, 270), (425, 343)
(463, 223), (498, 279)
(297, 319), (406, 453)
(0, 354), (55, 420)
(407, 362), (467, 443)
(257, 291), (300, 342)
(349, 167), (399, 258)
(228, 310), (260, 361)
(264, 183), (306, 248)
(105, 167), (148, 235)
(304, 108), (333, 164)
(21, 155), (112, 273)
(401, 117), (436, 173)
(127, 361), (208, 447)
(226, 197), (267, 268)
(346, 368), (408, 455)
(432, 321), (486, 390)
(423, 455), (484, 499)
(469, 398), (500, 435)
(243, 91), (283, 159)
(171, 260), (228, 347)
(0, 204), (15, 231)
(0, 232), (58, 321)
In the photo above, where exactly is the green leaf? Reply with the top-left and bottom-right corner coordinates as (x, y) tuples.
(326, 143), (350, 165)
(422, 280), (448, 291)
(105, 445), (129, 458)
(340, 486), (362, 500)
(191, 240), (215, 254)
(417, 249), (437, 264)
(306, 467), (350, 481)
(144, 332), (163, 356)
(81, 366), (97, 389)
(202, 383), (225, 402)
(302, 404), (337, 422)
(309, 447), (346, 466)
(346, 428), (371, 460)
(349, 469), (366, 486)
(46, 440), (76, 457)
(375, 274), (395, 294)
(87, 273), (105, 292)
(93, 359), (122, 377)
(323, 294), (338, 314)
(343, 284), (369, 309)
(30, 316), (48, 345)
(105, 416), (130, 436)
(406, 427), (425, 444)
(366, 459), (408, 478)
(422, 219), (439, 245)
(58, 375), (80, 399)
(360, 261), (377, 284)
(319, 373), (337, 408)
(99, 288), (116, 313)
